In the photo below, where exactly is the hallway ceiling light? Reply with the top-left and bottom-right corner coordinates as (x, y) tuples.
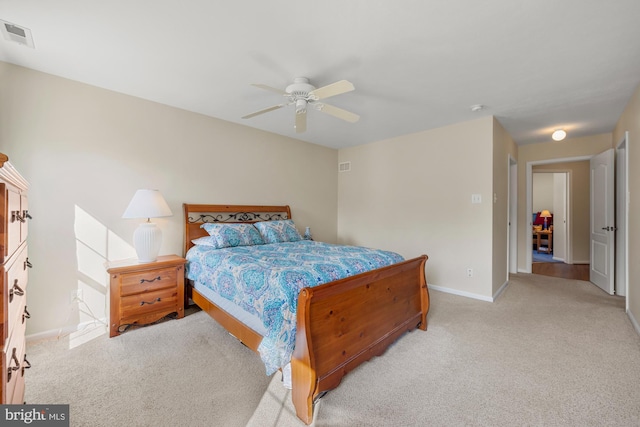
(552, 129), (567, 141)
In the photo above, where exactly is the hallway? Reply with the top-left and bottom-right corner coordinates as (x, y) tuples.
(532, 262), (589, 281)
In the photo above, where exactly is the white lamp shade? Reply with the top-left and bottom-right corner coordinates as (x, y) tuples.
(122, 189), (173, 219)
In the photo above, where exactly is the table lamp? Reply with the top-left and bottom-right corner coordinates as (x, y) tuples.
(540, 209), (551, 230)
(122, 189), (173, 262)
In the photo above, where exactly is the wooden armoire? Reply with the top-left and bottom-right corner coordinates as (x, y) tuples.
(0, 153), (31, 403)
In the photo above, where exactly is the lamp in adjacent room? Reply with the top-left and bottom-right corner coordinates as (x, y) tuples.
(540, 209), (552, 230)
(122, 189), (173, 263)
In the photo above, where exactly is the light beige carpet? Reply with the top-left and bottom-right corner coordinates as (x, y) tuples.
(25, 308), (272, 426)
(26, 273), (640, 426)
(248, 273), (640, 426)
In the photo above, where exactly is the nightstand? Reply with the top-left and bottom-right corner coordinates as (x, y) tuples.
(106, 254), (186, 337)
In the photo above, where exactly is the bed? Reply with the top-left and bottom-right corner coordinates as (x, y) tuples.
(183, 204), (429, 424)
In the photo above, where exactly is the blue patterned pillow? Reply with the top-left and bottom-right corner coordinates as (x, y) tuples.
(199, 223), (264, 248)
(254, 220), (302, 243)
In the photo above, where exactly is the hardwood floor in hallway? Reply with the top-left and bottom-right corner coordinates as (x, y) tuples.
(532, 262), (590, 281)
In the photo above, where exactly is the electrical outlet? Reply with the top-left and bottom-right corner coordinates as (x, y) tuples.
(70, 289), (83, 303)
(466, 268), (473, 277)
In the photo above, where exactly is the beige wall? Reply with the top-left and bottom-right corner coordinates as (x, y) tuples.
(5, 56), (637, 337)
(516, 134), (612, 271)
(0, 62), (339, 336)
(613, 82), (640, 330)
(533, 162), (591, 263)
(338, 116), (496, 300)
(492, 118), (518, 295)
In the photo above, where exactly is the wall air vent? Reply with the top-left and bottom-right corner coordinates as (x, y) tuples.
(0, 20), (35, 48)
(338, 161), (351, 172)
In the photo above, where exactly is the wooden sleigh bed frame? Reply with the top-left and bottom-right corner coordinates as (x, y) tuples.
(183, 204), (429, 424)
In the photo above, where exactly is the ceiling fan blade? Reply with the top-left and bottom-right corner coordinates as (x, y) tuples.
(295, 110), (307, 133)
(251, 83), (288, 95)
(309, 80), (355, 100)
(242, 104), (285, 119)
(316, 103), (360, 123)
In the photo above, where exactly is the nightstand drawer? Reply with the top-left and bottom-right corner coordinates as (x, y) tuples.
(120, 267), (177, 296)
(120, 286), (178, 320)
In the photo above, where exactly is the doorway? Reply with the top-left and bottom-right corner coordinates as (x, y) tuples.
(530, 169), (591, 281)
(526, 156), (592, 275)
(531, 171), (568, 263)
(526, 147), (629, 302)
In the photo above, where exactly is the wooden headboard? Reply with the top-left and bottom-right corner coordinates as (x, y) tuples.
(182, 204), (292, 255)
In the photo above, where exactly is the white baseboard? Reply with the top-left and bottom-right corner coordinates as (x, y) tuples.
(628, 309), (640, 337)
(26, 318), (107, 343)
(492, 279), (510, 301)
(428, 284), (493, 302)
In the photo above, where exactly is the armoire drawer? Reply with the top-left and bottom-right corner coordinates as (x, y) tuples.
(5, 245), (28, 341)
(3, 331), (26, 404)
(3, 185), (23, 263)
(20, 194), (29, 244)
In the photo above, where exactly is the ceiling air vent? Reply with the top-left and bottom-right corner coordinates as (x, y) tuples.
(338, 161), (351, 172)
(0, 20), (35, 48)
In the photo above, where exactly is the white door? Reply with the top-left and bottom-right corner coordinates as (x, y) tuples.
(552, 173), (567, 262)
(509, 157), (518, 274)
(590, 149), (615, 294)
(615, 133), (628, 300)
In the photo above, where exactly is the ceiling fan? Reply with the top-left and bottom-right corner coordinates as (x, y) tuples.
(242, 77), (360, 133)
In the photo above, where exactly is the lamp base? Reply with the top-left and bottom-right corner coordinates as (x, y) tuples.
(133, 222), (162, 263)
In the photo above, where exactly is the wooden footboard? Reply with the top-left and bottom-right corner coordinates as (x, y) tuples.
(291, 255), (429, 424)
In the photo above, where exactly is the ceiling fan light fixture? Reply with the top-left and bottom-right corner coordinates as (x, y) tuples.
(295, 99), (307, 114)
(552, 129), (567, 141)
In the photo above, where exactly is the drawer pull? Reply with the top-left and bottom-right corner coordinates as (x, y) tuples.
(21, 355), (31, 376)
(7, 348), (20, 382)
(11, 211), (26, 223)
(9, 280), (25, 302)
(140, 297), (161, 306)
(140, 276), (162, 284)
(23, 210), (32, 220)
(23, 306), (31, 324)
(25, 258), (33, 269)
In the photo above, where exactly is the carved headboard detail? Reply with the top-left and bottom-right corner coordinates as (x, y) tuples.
(183, 204), (291, 255)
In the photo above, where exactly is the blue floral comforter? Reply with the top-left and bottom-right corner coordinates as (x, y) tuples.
(186, 240), (404, 375)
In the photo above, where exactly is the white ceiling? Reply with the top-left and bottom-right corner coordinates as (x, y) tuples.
(2, 1), (640, 149)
